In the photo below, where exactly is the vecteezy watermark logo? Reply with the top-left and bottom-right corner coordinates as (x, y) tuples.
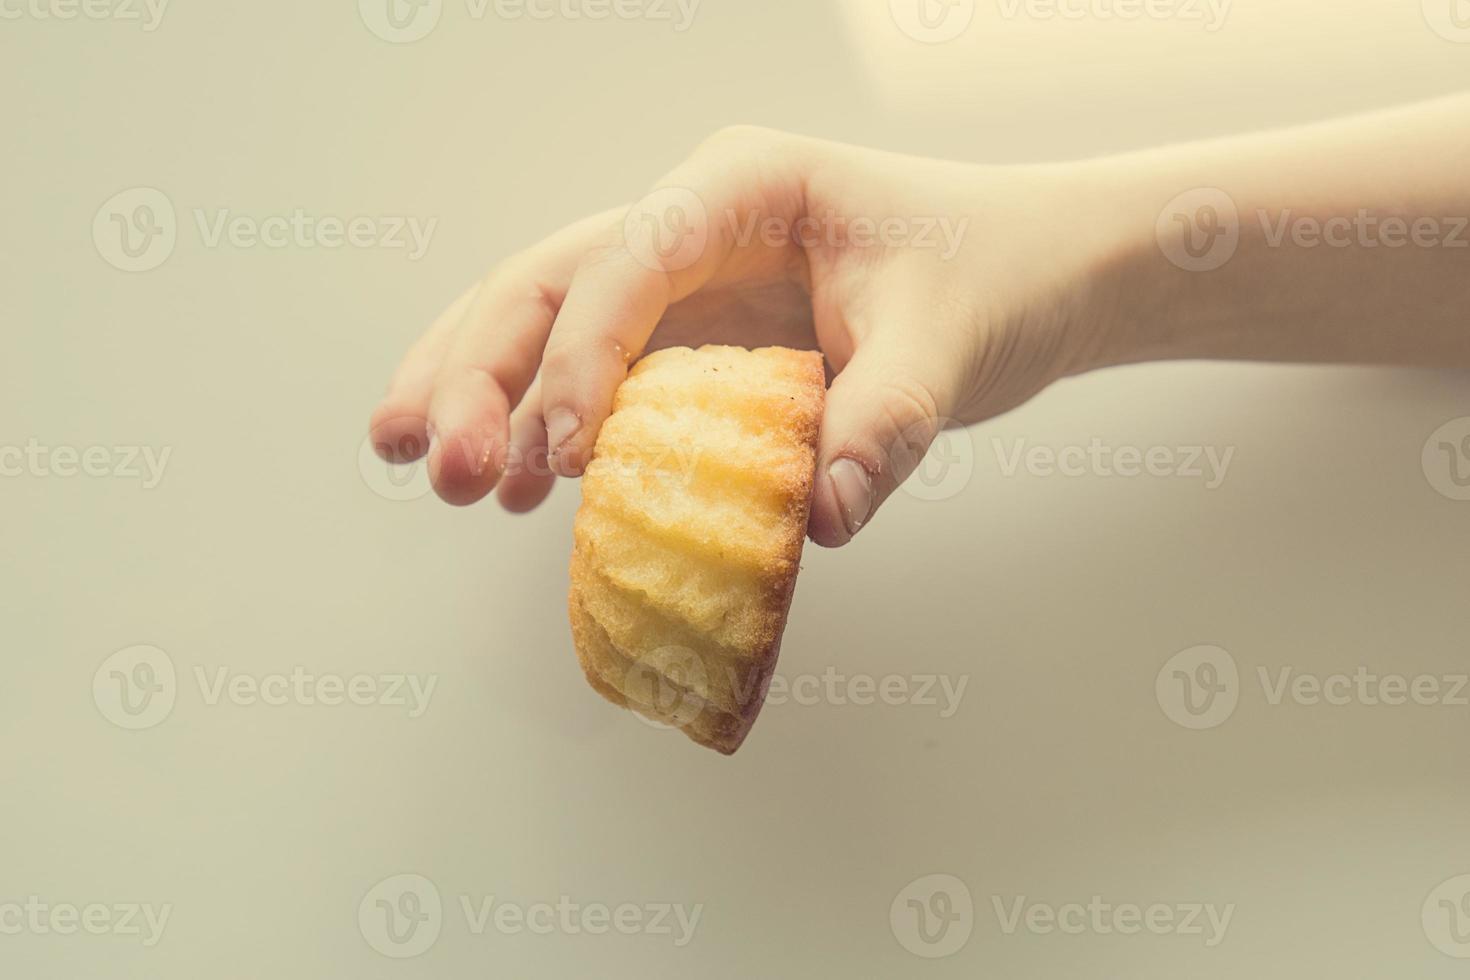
(458, 895), (702, 945)
(93, 187), (438, 272)
(625, 199), (971, 274)
(0, 440), (172, 488)
(992, 437), (1234, 489)
(1422, 417), (1470, 502)
(892, 875), (1234, 955)
(995, 0), (1232, 31)
(725, 209), (970, 261)
(623, 187), (708, 275)
(0, 898), (173, 947)
(93, 645), (178, 730)
(360, 0), (700, 42)
(359, 0), (443, 42)
(631, 664), (970, 722)
(1258, 209), (1469, 251)
(1423, 0), (1470, 42)
(92, 648), (439, 730)
(1157, 187), (1240, 273)
(890, 874), (974, 958)
(1424, 874), (1470, 958)
(992, 894), (1234, 946)
(1258, 666), (1469, 708)
(359, 423), (433, 503)
(361, 421), (704, 503)
(1160, 650), (1470, 730)
(1156, 645), (1239, 730)
(622, 645), (709, 731)
(888, 0), (976, 43)
(764, 669), (969, 717)
(892, 417), (976, 503)
(486, 0), (700, 29)
(360, 874), (702, 954)
(1160, 195), (1470, 274)
(93, 187), (177, 273)
(0, 0), (170, 30)
(191, 666), (437, 715)
(359, 874), (443, 958)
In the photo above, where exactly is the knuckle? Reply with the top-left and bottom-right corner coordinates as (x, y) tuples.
(694, 124), (779, 159)
(494, 248), (536, 279)
(579, 239), (632, 271)
(487, 255), (546, 302)
(484, 255), (564, 323)
(463, 364), (514, 404)
(881, 373), (941, 430)
(877, 374), (942, 473)
(538, 343), (580, 385)
(524, 278), (562, 327)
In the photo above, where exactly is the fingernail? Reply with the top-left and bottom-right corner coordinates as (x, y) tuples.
(546, 408), (582, 456)
(829, 457), (873, 538)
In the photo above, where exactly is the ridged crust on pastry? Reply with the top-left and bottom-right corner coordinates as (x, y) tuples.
(568, 345), (825, 753)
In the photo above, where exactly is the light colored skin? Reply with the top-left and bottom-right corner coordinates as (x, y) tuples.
(370, 93), (1470, 547)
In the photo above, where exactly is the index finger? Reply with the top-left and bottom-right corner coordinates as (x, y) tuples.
(539, 127), (813, 477)
(420, 208), (621, 506)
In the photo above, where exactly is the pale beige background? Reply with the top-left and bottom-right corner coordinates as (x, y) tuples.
(3, 0), (1470, 977)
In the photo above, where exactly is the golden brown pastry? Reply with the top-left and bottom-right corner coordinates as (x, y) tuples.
(568, 344), (825, 753)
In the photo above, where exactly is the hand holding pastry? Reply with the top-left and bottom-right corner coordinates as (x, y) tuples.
(368, 125), (1117, 546)
(372, 96), (1470, 547)
(370, 98), (1470, 750)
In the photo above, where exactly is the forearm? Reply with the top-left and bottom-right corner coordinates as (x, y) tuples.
(1085, 93), (1470, 371)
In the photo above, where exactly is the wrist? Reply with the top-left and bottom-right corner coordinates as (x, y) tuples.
(1059, 152), (1213, 373)
(997, 157), (1179, 381)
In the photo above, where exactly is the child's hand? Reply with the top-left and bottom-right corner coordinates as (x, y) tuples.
(369, 126), (1116, 546)
(372, 96), (1470, 545)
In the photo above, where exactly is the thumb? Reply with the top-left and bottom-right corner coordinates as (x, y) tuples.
(808, 338), (961, 549)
